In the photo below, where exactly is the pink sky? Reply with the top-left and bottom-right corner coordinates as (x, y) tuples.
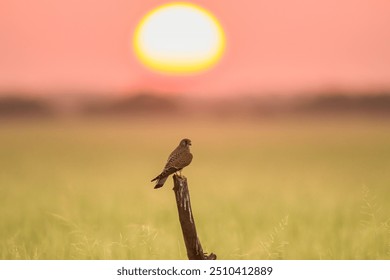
(0, 0), (390, 97)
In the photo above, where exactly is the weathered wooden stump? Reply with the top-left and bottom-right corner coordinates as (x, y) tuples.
(172, 174), (216, 260)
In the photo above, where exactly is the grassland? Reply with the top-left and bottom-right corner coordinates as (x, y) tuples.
(0, 118), (390, 259)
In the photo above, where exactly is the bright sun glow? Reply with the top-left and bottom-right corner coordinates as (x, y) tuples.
(133, 2), (225, 75)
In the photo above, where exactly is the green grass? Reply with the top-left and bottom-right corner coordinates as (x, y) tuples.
(0, 118), (390, 259)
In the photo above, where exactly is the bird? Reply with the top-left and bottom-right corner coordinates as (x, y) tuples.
(151, 138), (193, 189)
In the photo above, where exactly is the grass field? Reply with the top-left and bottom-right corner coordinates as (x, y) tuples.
(1, 118), (390, 259)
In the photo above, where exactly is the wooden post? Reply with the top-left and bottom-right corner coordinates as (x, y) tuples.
(172, 174), (216, 260)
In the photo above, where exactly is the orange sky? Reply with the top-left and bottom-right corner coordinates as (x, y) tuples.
(1, 0), (390, 97)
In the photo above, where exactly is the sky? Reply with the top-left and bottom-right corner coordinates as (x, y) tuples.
(0, 0), (390, 97)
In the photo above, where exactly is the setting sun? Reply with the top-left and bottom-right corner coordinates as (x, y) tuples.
(133, 2), (225, 75)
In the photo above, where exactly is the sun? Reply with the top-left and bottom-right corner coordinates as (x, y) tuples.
(133, 2), (225, 75)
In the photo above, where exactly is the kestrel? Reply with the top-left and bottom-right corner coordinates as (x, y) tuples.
(151, 138), (193, 189)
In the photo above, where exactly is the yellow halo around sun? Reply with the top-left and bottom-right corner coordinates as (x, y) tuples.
(133, 2), (226, 75)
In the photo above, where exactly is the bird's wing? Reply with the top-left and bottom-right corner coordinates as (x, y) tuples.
(151, 166), (178, 182)
(163, 149), (182, 167)
(173, 151), (192, 168)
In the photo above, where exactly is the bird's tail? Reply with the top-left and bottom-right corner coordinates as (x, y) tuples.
(151, 167), (177, 187)
(153, 176), (168, 189)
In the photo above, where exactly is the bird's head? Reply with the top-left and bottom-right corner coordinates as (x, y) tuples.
(180, 138), (192, 147)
